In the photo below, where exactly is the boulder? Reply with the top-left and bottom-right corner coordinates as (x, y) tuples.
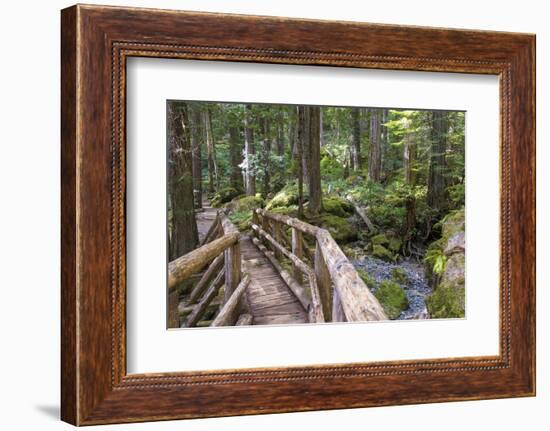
(444, 231), (465, 256)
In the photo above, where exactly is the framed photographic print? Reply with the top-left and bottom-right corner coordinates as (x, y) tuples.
(61, 4), (535, 425)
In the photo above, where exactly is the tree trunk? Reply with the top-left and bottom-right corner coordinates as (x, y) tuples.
(306, 106), (322, 215)
(403, 130), (416, 240)
(296, 106), (304, 217)
(190, 106), (202, 208)
(427, 111), (448, 213)
(168, 102), (198, 261)
(368, 109), (382, 182)
(228, 125), (243, 191)
(244, 104), (256, 196)
(203, 108), (218, 193)
(261, 117), (271, 196)
(351, 107), (361, 171)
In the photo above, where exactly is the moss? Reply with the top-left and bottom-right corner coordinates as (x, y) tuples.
(228, 210), (252, 231)
(370, 233), (389, 246)
(374, 280), (409, 319)
(426, 281), (465, 318)
(211, 187), (241, 208)
(226, 195), (264, 213)
(266, 183), (306, 210)
(372, 244), (396, 262)
(388, 237), (402, 253)
(312, 214), (357, 243)
(321, 196), (354, 218)
(391, 267), (409, 284)
(357, 268), (378, 290)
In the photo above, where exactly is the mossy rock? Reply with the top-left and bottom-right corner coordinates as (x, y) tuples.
(322, 196), (354, 218)
(266, 183), (306, 210)
(441, 208), (465, 239)
(357, 268), (378, 290)
(370, 233), (389, 246)
(225, 195), (264, 213)
(211, 187), (241, 208)
(391, 267), (409, 284)
(374, 280), (409, 319)
(426, 281), (465, 319)
(372, 244), (396, 262)
(312, 214), (357, 243)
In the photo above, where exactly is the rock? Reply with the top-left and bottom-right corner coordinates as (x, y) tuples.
(442, 253), (465, 285)
(444, 231), (465, 256)
(426, 280), (465, 318)
(312, 214), (357, 243)
(321, 196), (354, 218)
(225, 195), (264, 213)
(211, 187), (241, 207)
(374, 280), (409, 319)
(370, 233), (389, 246)
(372, 244), (395, 262)
(388, 236), (402, 253)
(266, 183), (305, 210)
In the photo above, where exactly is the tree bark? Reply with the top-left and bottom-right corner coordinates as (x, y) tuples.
(244, 104), (256, 196)
(427, 111), (448, 213)
(190, 106), (202, 208)
(368, 109), (382, 182)
(403, 130), (416, 239)
(168, 102), (198, 261)
(296, 106), (304, 216)
(307, 106), (322, 215)
(351, 107), (361, 171)
(203, 108), (219, 193)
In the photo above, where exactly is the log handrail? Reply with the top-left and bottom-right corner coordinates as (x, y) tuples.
(168, 231), (239, 290)
(252, 208), (387, 322)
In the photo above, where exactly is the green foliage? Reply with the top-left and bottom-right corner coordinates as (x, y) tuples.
(426, 281), (465, 318)
(226, 195), (264, 213)
(375, 280), (409, 319)
(391, 267), (409, 284)
(228, 210), (252, 231)
(321, 154), (344, 180)
(424, 241), (448, 276)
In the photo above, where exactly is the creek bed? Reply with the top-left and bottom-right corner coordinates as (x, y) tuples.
(352, 255), (432, 320)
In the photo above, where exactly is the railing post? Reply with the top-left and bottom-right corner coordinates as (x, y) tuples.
(315, 240), (332, 321)
(224, 240), (241, 304)
(272, 221), (283, 260)
(261, 215), (271, 251)
(291, 227), (303, 284)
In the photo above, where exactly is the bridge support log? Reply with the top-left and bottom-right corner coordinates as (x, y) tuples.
(185, 268), (225, 327)
(212, 274), (251, 326)
(236, 314), (253, 326)
(188, 254), (224, 304)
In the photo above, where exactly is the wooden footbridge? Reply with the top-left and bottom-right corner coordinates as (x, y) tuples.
(168, 204), (387, 328)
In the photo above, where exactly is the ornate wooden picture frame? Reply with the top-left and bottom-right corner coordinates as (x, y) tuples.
(61, 4), (535, 425)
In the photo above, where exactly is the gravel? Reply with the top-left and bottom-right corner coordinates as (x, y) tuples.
(352, 255), (432, 320)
